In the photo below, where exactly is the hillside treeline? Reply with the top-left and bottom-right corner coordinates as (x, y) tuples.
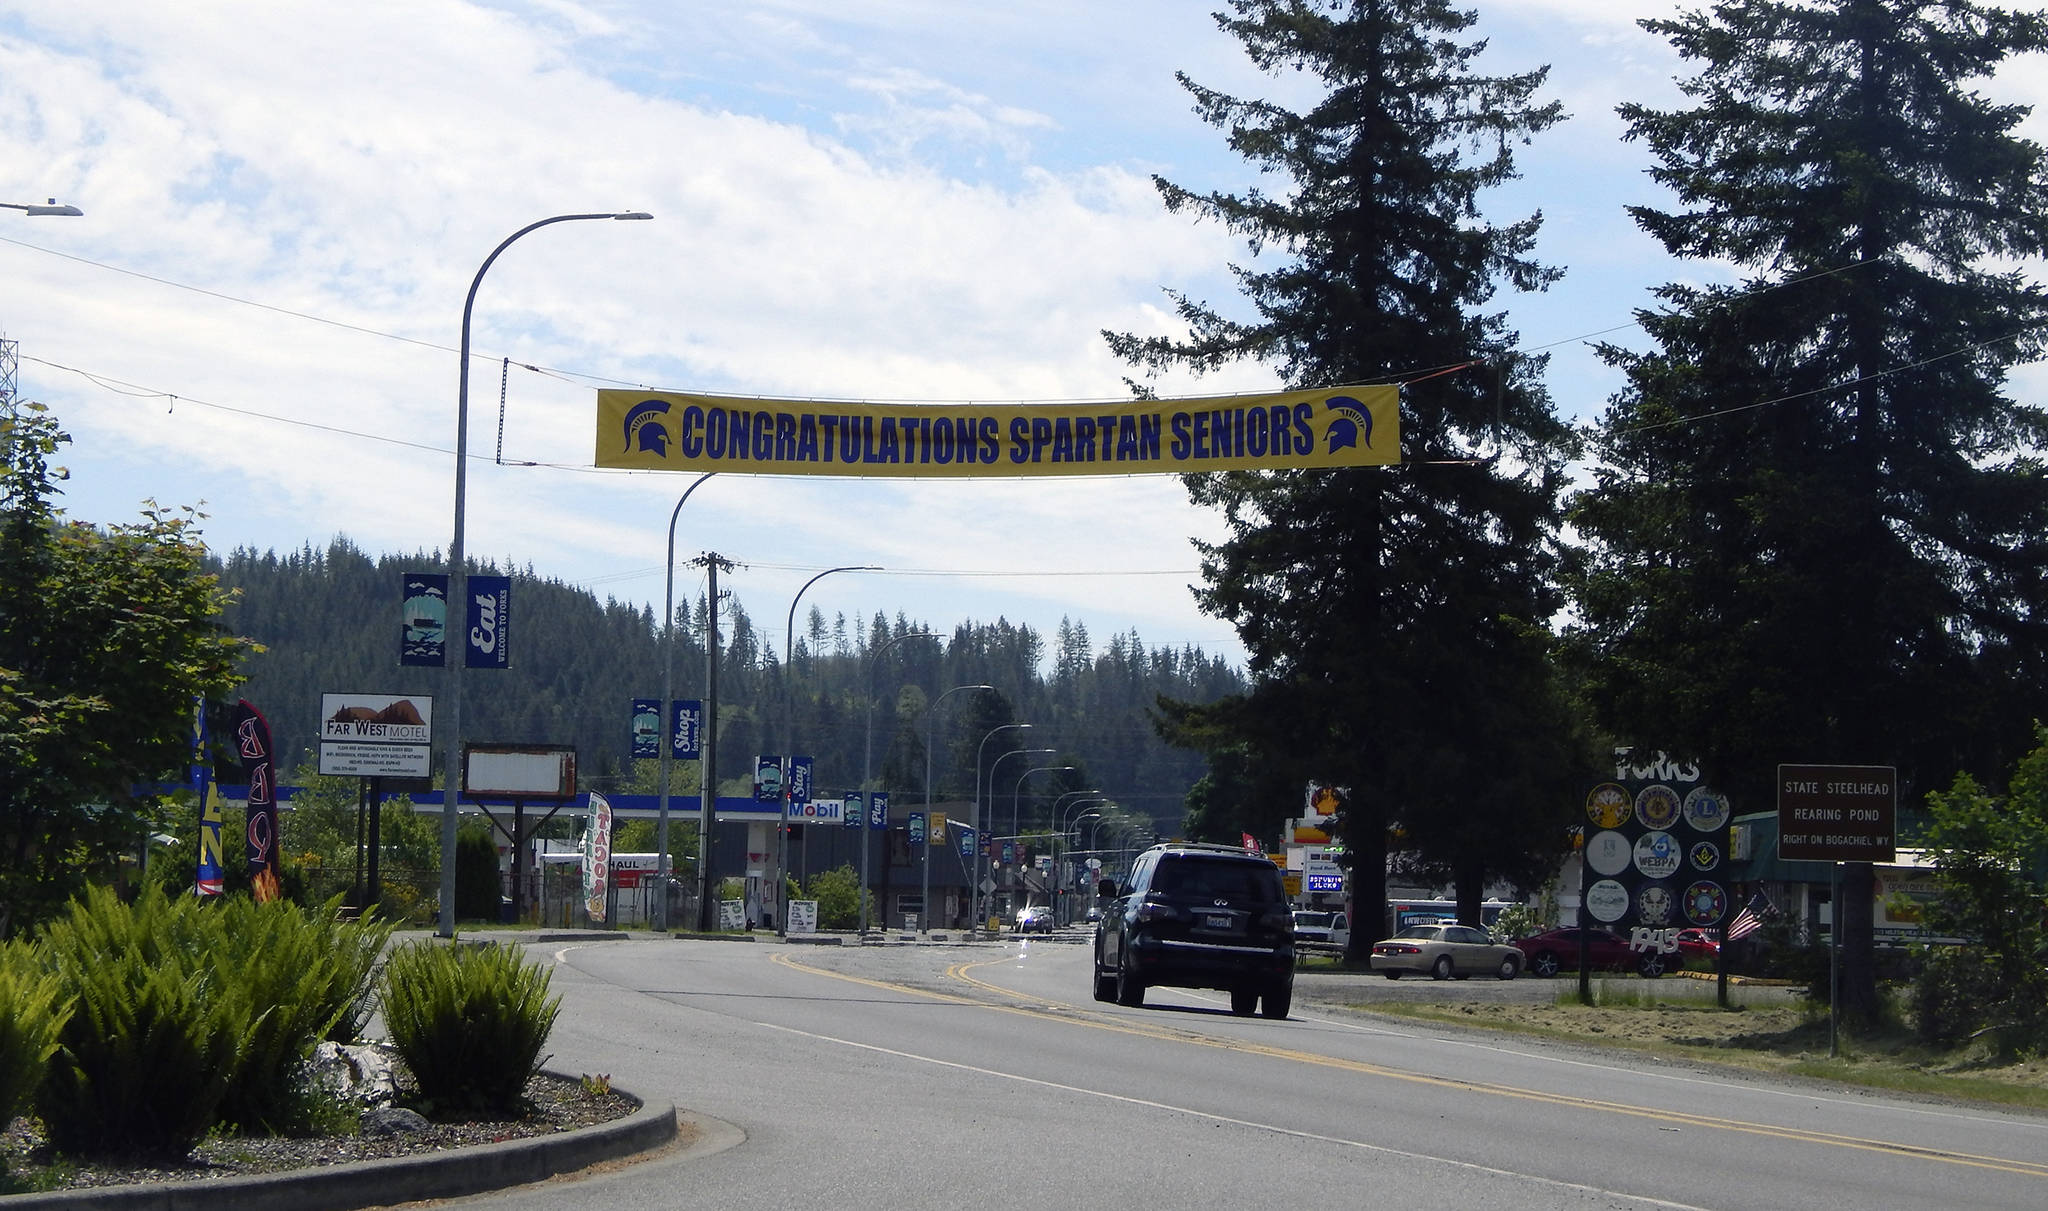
(214, 537), (1243, 836)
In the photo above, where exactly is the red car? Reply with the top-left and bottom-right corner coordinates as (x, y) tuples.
(1673, 928), (1720, 966)
(1513, 927), (1675, 978)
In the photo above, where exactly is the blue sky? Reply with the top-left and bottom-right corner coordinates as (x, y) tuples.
(3, 1), (2042, 674)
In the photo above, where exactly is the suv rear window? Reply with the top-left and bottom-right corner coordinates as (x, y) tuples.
(1152, 855), (1282, 903)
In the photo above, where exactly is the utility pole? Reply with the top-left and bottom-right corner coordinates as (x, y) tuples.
(695, 553), (731, 930)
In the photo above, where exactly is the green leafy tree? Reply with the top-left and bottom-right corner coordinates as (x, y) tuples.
(801, 864), (869, 931)
(1107, 0), (1584, 949)
(1914, 725), (2048, 1052)
(0, 405), (250, 937)
(1566, 0), (2048, 1023)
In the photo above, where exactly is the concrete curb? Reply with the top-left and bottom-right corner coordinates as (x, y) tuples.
(2, 1087), (679, 1211)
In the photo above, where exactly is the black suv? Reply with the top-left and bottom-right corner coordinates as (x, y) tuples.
(1092, 842), (1295, 1018)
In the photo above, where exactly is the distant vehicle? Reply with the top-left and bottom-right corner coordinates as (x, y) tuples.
(1673, 928), (1720, 965)
(1014, 904), (1054, 934)
(1093, 842), (1295, 1018)
(1513, 927), (1674, 978)
(1369, 924), (1523, 980)
(1291, 910), (1348, 946)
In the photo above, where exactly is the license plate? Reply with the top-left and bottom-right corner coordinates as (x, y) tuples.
(1203, 914), (1231, 929)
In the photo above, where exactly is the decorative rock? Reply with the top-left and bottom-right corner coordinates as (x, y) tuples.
(309, 1041), (400, 1107)
(363, 1106), (434, 1135)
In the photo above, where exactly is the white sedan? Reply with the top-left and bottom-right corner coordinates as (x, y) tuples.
(1369, 923), (1523, 980)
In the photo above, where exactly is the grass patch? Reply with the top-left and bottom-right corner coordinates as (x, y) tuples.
(1348, 984), (2048, 1113)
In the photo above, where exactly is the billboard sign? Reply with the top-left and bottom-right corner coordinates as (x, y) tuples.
(318, 692), (433, 777)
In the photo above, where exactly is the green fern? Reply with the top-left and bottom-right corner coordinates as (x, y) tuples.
(199, 896), (395, 1133)
(0, 939), (72, 1136)
(379, 940), (560, 1115)
(32, 886), (238, 1157)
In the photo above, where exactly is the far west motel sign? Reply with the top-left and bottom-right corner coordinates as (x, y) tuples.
(594, 386), (1401, 477)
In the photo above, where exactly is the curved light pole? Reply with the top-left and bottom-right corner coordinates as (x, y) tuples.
(1, 198), (82, 216)
(777, 564), (879, 933)
(440, 209), (651, 938)
(1056, 811), (1100, 925)
(859, 628), (941, 932)
(1012, 764), (1076, 841)
(1007, 758), (1073, 909)
(652, 472), (715, 930)
(970, 723), (1030, 934)
(1060, 797), (1110, 841)
(921, 684), (992, 931)
(991, 750), (1056, 841)
(785, 566), (882, 670)
(1053, 790), (1105, 834)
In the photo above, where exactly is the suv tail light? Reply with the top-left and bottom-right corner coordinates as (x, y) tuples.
(1134, 897), (1184, 924)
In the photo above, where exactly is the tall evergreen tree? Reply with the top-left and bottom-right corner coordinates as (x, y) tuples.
(1107, 0), (1585, 946)
(1567, 1), (2048, 1021)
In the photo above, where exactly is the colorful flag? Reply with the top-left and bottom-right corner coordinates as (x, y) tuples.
(1726, 889), (1777, 941)
(234, 700), (281, 903)
(192, 700), (224, 896)
(583, 793), (613, 923)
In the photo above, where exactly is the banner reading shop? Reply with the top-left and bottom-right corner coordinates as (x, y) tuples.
(595, 385), (1400, 477)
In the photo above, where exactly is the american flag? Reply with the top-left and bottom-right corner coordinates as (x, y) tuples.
(1726, 889), (1776, 941)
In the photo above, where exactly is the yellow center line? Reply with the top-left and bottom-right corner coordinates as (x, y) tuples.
(772, 951), (2048, 1180)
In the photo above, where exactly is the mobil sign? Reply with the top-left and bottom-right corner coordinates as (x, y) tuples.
(787, 797), (846, 825)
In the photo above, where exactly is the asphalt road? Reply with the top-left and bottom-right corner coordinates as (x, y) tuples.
(441, 933), (2048, 1210)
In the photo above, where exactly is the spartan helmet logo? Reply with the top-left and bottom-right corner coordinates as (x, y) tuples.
(622, 398), (673, 457)
(1322, 395), (1374, 452)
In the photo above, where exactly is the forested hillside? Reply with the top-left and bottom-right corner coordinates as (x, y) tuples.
(212, 538), (1242, 837)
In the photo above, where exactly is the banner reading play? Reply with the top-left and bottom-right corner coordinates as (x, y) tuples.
(595, 386), (1399, 477)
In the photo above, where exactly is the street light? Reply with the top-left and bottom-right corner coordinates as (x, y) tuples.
(439, 210), (651, 938)
(1059, 796), (1109, 836)
(655, 472), (715, 931)
(1056, 812), (1100, 924)
(922, 684), (992, 932)
(1, 198), (82, 216)
(860, 628), (941, 932)
(991, 750), (1057, 840)
(1013, 764), (1076, 840)
(970, 723), (1031, 934)
(778, 564), (879, 933)
(785, 566), (882, 670)
(1052, 790), (1104, 833)
(991, 750), (1058, 918)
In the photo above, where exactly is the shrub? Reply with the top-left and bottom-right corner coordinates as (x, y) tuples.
(0, 939), (72, 1140)
(454, 827), (503, 921)
(803, 865), (868, 930)
(197, 896), (394, 1133)
(1489, 903), (1540, 943)
(379, 940), (559, 1114)
(32, 886), (238, 1157)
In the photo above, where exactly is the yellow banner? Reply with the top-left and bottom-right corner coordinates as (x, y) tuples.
(594, 386), (1399, 477)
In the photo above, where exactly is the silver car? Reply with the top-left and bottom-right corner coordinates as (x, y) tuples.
(1370, 923), (1523, 980)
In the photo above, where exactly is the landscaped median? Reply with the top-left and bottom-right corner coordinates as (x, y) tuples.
(0, 1084), (679, 1211)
